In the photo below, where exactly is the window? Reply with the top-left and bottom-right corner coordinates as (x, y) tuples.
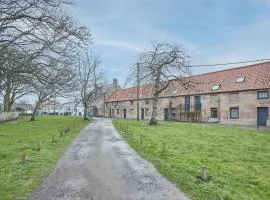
(145, 99), (149, 104)
(258, 91), (269, 99)
(236, 76), (245, 83)
(117, 109), (119, 114)
(185, 96), (190, 112)
(211, 108), (218, 118)
(130, 100), (133, 105)
(116, 102), (119, 106)
(171, 108), (176, 118)
(212, 85), (220, 91)
(230, 107), (239, 119)
(194, 96), (201, 111)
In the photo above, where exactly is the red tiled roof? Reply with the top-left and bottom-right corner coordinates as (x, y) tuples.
(107, 61), (270, 102)
(40, 100), (61, 106)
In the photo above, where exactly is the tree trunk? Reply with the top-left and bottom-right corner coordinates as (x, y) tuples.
(30, 102), (39, 121)
(83, 102), (88, 120)
(3, 89), (11, 112)
(7, 101), (12, 112)
(149, 73), (161, 125)
(149, 94), (158, 125)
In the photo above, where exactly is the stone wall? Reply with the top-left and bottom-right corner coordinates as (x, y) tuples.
(0, 112), (19, 122)
(92, 79), (121, 117)
(106, 89), (270, 126)
(219, 90), (270, 126)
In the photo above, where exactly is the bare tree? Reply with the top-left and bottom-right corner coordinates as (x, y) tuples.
(1, 79), (33, 112)
(127, 42), (191, 125)
(0, 49), (36, 111)
(30, 59), (76, 121)
(77, 52), (104, 120)
(0, 0), (90, 95)
(0, 0), (89, 53)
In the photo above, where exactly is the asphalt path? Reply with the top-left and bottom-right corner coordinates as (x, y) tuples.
(31, 118), (190, 200)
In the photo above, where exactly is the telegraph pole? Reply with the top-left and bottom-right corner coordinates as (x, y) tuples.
(136, 63), (140, 121)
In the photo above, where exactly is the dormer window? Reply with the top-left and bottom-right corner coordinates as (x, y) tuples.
(212, 85), (220, 91)
(236, 76), (245, 83)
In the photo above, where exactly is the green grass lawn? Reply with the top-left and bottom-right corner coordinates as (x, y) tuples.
(0, 116), (90, 200)
(113, 120), (270, 200)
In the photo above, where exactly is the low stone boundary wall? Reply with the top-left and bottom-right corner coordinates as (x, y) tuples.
(0, 112), (19, 122)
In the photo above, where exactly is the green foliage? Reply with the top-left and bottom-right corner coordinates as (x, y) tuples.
(113, 120), (270, 200)
(0, 116), (89, 200)
(83, 116), (91, 121)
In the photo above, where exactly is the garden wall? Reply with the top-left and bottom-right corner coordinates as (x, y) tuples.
(0, 112), (19, 122)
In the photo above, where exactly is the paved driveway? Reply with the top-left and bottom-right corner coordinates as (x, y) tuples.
(31, 118), (190, 200)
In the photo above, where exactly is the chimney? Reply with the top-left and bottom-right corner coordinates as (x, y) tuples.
(113, 78), (118, 85)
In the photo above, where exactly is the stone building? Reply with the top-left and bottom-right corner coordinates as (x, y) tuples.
(106, 62), (270, 127)
(90, 78), (121, 117)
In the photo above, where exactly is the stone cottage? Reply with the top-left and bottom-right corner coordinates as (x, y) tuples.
(90, 78), (121, 117)
(106, 62), (270, 127)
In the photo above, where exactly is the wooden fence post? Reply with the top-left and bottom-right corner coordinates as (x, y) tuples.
(21, 155), (26, 164)
(200, 166), (207, 181)
(37, 142), (41, 151)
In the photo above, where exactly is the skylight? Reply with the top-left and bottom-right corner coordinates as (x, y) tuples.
(236, 76), (245, 83)
(212, 85), (220, 91)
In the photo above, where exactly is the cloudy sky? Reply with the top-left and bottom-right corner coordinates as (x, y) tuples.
(72, 0), (270, 86)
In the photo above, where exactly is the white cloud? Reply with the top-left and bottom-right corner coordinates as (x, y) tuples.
(96, 39), (143, 52)
(72, 0), (270, 83)
(191, 17), (270, 74)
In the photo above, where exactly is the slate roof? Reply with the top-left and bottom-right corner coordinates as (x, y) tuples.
(107, 61), (270, 102)
(12, 103), (34, 110)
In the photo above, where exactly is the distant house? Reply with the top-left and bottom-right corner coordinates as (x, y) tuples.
(12, 103), (34, 115)
(90, 78), (121, 117)
(58, 102), (85, 116)
(73, 103), (85, 116)
(106, 62), (270, 127)
(39, 100), (61, 115)
(0, 103), (34, 115)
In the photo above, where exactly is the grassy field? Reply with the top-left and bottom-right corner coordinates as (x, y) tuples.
(113, 120), (270, 200)
(0, 116), (90, 200)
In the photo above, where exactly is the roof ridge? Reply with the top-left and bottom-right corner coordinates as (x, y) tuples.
(108, 61), (270, 101)
(190, 61), (270, 78)
(117, 83), (153, 91)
